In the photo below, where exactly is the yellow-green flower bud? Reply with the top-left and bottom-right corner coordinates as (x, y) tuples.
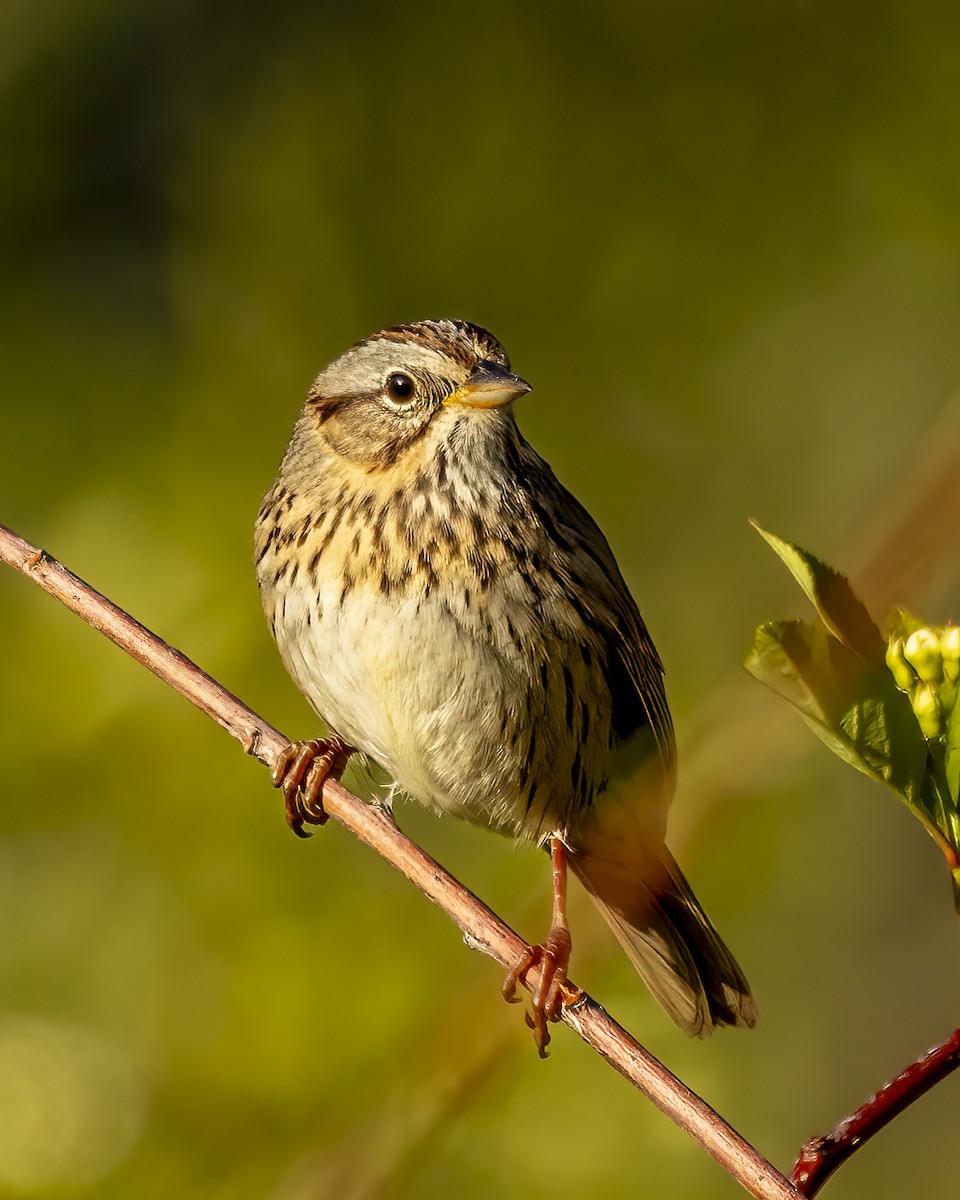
(941, 626), (960, 684)
(912, 681), (942, 740)
(903, 628), (943, 684)
(885, 639), (916, 693)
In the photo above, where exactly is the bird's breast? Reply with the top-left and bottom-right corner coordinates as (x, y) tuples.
(260, 531), (615, 842)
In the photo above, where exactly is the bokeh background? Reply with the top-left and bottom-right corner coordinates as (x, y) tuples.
(2, 2), (960, 1196)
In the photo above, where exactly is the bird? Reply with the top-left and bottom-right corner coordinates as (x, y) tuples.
(254, 318), (756, 1052)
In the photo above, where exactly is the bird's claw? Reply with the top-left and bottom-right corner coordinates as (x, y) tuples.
(502, 930), (580, 1057)
(271, 737), (352, 837)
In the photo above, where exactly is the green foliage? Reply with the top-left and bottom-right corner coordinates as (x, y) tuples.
(746, 524), (960, 908)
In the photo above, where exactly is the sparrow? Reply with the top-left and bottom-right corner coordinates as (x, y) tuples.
(255, 319), (755, 1051)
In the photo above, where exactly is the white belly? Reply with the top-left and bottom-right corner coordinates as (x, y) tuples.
(272, 576), (528, 829)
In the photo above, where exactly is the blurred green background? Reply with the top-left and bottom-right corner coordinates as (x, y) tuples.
(2, 2), (960, 1196)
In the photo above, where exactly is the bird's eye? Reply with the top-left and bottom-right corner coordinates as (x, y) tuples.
(385, 372), (416, 404)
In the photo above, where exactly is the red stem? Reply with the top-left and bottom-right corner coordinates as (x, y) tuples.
(792, 1028), (960, 1196)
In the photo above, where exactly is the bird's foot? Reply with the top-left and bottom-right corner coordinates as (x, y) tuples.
(502, 927), (581, 1056)
(271, 736), (352, 837)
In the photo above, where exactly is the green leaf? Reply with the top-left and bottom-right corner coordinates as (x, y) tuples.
(744, 619), (832, 724)
(750, 521), (886, 663)
(745, 617), (927, 798)
(747, 627), (935, 847)
(747, 526), (960, 911)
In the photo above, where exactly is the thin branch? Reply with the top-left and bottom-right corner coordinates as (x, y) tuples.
(792, 1028), (960, 1197)
(0, 521), (797, 1200)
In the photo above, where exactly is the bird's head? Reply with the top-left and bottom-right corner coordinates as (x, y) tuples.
(301, 319), (531, 472)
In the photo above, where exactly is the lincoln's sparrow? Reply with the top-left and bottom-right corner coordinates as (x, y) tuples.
(255, 319), (755, 1050)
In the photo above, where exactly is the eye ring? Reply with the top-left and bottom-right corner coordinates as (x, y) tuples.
(385, 372), (416, 404)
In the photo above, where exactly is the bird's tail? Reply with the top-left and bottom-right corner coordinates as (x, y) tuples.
(569, 842), (756, 1037)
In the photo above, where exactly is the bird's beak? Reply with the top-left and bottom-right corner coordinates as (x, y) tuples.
(445, 362), (532, 409)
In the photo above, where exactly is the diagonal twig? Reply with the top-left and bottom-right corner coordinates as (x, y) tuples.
(0, 520), (799, 1200)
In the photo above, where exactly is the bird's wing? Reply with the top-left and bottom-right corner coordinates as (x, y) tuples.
(532, 464), (677, 780)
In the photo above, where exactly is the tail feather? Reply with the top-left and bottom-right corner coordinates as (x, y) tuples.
(570, 846), (756, 1037)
